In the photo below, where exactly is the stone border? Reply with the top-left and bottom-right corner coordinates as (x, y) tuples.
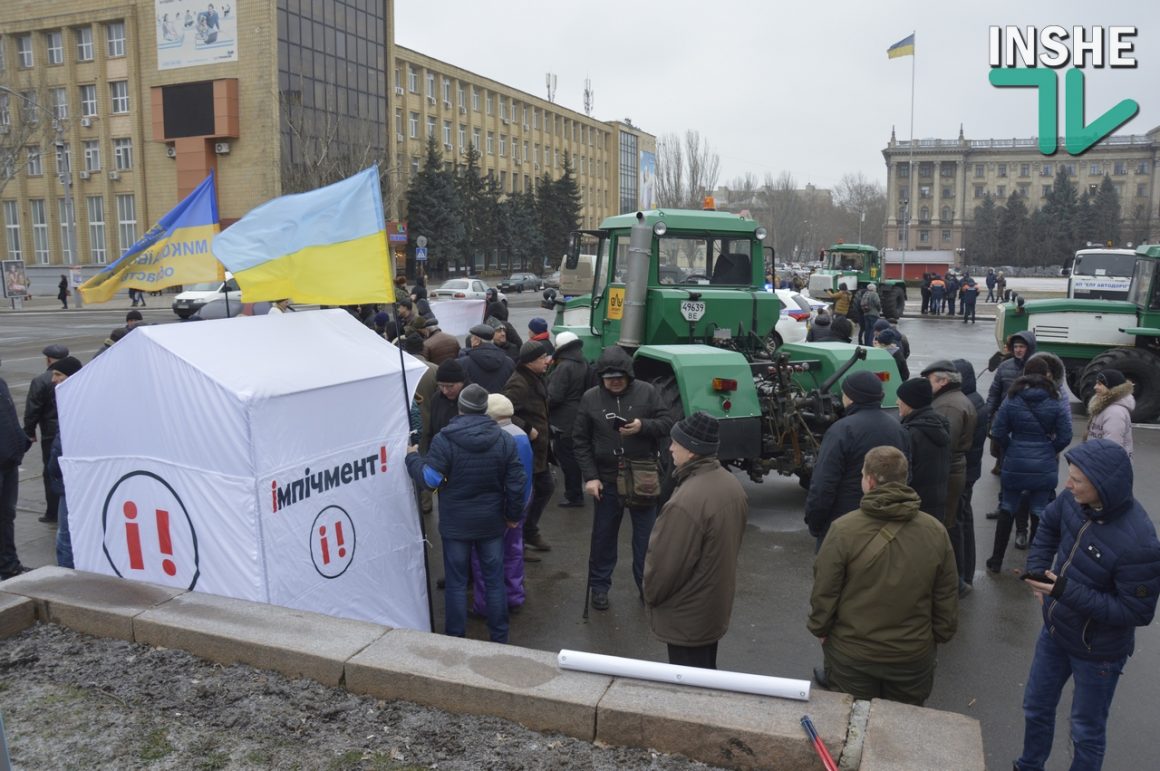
(0, 567), (983, 769)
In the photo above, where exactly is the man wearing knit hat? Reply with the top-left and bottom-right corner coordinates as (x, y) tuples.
(896, 378), (950, 525)
(406, 383), (526, 643)
(503, 341), (555, 553)
(461, 323), (514, 394)
(24, 344), (70, 523)
(643, 412), (748, 669)
(423, 359), (469, 454)
(527, 317), (554, 355)
(805, 370), (910, 547)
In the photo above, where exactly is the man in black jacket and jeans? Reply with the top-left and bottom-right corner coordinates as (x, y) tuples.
(574, 346), (673, 611)
(23, 344), (69, 523)
(547, 331), (588, 507)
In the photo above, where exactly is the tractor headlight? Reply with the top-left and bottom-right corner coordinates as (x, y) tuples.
(653, 221), (667, 237)
(755, 227), (768, 241)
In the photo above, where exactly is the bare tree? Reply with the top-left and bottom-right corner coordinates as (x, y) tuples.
(0, 80), (54, 199)
(279, 91), (388, 196)
(655, 132), (684, 208)
(683, 130), (719, 208)
(724, 172), (759, 205)
(833, 172), (887, 246)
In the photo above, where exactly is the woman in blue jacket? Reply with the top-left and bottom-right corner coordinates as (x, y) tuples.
(986, 357), (1072, 573)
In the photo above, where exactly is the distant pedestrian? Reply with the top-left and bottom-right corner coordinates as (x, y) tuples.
(57, 275), (69, 310)
(996, 271), (1007, 302)
(832, 287), (852, 319)
(920, 273), (932, 315)
(960, 280), (979, 323)
(985, 268), (997, 303)
(645, 412), (747, 669)
(929, 276), (946, 316)
(859, 284), (881, 346)
(1084, 368), (1134, 458)
(945, 273), (959, 315)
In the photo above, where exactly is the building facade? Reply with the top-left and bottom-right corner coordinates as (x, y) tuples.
(882, 125), (1160, 253)
(0, 0), (651, 286)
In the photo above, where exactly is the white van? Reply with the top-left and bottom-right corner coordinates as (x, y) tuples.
(1065, 249), (1136, 301)
(172, 273), (242, 318)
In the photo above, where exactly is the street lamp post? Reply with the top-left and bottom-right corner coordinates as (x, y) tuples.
(0, 84), (83, 307)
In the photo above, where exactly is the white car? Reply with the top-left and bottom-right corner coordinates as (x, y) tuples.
(430, 278), (506, 303)
(772, 288), (819, 346)
(172, 274), (242, 319)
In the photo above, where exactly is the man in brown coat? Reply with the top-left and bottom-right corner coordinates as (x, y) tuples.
(421, 318), (461, 365)
(503, 341), (554, 555)
(643, 412), (748, 669)
(922, 359), (978, 592)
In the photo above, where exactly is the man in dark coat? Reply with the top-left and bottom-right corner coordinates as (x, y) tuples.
(805, 370), (910, 548)
(644, 412), (747, 669)
(460, 324), (514, 394)
(953, 359), (990, 588)
(406, 384), (525, 643)
(1017, 440), (1160, 771)
(573, 345), (673, 611)
(422, 359), (468, 454)
(945, 272), (960, 315)
(985, 268), (997, 302)
(547, 331), (589, 507)
(23, 344), (69, 523)
(1, 365), (34, 579)
(896, 379), (950, 522)
(960, 280), (979, 323)
(503, 342), (554, 554)
(806, 312), (836, 342)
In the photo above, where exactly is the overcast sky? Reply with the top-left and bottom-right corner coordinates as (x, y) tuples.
(396, 1), (1159, 191)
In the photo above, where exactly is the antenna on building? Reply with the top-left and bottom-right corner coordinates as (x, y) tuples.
(545, 72), (557, 103)
(583, 76), (594, 116)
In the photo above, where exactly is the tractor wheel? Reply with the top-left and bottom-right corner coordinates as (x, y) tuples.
(1078, 348), (1160, 422)
(879, 284), (904, 320)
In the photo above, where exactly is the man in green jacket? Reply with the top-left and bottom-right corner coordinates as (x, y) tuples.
(643, 412), (748, 669)
(808, 445), (959, 705)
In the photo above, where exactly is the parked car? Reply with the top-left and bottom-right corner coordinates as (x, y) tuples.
(543, 270), (561, 289)
(772, 288), (819, 346)
(431, 278), (503, 301)
(497, 272), (541, 293)
(172, 274), (241, 319)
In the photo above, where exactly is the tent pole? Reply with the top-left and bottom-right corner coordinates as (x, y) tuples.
(395, 299), (436, 631)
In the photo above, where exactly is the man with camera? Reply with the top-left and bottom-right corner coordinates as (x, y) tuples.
(573, 345), (673, 611)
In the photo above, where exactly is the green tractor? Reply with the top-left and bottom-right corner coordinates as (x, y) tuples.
(993, 243), (1160, 422)
(807, 243), (908, 320)
(542, 208), (901, 483)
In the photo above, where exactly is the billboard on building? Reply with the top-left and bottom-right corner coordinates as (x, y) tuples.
(640, 150), (657, 210)
(155, 0), (239, 71)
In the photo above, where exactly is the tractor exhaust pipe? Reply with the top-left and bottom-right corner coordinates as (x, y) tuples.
(819, 346), (869, 394)
(617, 212), (652, 349)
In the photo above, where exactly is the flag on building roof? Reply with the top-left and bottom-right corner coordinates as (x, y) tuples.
(211, 167), (393, 305)
(887, 33), (915, 59)
(79, 173), (223, 304)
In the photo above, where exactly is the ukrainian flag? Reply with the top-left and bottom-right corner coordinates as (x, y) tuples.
(887, 33), (915, 59)
(79, 173), (222, 304)
(211, 167), (393, 305)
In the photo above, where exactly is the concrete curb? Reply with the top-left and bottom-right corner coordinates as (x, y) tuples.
(0, 567), (984, 769)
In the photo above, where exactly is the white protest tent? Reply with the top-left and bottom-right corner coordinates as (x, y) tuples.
(58, 309), (431, 630)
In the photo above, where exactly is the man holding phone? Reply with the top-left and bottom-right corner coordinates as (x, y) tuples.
(1015, 439), (1160, 771)
(573, 345), (673, 611)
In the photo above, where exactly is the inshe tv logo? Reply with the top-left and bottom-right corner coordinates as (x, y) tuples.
(988, 26), (1139, 155)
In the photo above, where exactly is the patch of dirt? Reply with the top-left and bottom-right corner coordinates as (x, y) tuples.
(0, 624), (723, 770)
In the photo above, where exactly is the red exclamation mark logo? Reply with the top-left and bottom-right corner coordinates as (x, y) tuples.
(319, 524), (331, 565)
(271, 480), (278, 512)
(124, 501), (144, 570)
(380, 446), (387, 472)
(156, 509), (176, 577)
(335, 521), (346, 558)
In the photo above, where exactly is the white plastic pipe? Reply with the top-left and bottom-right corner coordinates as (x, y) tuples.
(557, 649), (810, 701)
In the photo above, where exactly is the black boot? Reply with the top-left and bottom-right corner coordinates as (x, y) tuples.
(987, 510), (1014, 573)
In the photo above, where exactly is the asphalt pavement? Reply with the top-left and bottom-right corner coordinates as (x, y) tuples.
(4, 290), (1159, 770)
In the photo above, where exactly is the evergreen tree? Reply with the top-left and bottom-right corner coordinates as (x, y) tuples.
(1093, 174), (1122, 246)
(553, 152), (583, 260)
(1076, 190), (1099, 247)
(536, 172), (562, 266)
(405, 136), (464, 277)
(455, 143), (486, 270)
(506, 190), (544, 273)
(998, 192), (1029, 265)
(1042, 168), (1079, 267)
(965, 194), (1000, 266)
(1021, 209), (1050, 268)
(478, 174), (501, 271)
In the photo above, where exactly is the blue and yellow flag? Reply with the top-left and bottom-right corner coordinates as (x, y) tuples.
(211, 166), (393, 304)
(79, 173), (223, 304)
(888, 33), (915, 59)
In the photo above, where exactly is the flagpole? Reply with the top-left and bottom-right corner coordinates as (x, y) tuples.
(904, 34), (916, 285)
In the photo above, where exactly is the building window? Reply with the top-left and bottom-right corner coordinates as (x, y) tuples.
(75, 27), (94, 61)
(457, 84), (465, 107)
(105, 21), (125, 58)
(0, 95), (8, 127)
(458, 124), (465, 148)
(442, 79), (451, 104)
(472, 128), (480, 150)
(1136, 161), (1150, 175)
(941, 186), (953, 199)
(46, 31), (64, 65)
(442, 121), (451, 145)
(1090, 162), (1103, 176)
(919, 185), (931, 198)
(425, 116), (435, 138)
(113, 138), (133, 170)
(51, 88), (68, 120)
(997, 185), (1006, 198)
(26, 146), (42, 176)
(897, 162), (909, 178)
(940, 164), (955, 178)
(941, 206), (952, 222)
(407, 66), (417, 92)
(1115, 183), (1124, 199)
(471, 87), (479, 111)
(1042, 185), (1051, 197)
(1137, 183), (1148, 198)
(486, 93), (494, 115)
(426, 72), (435, 97)
(499, 134), (506, 157)
(110, 81), (129, 114)
(1060, 162), (1076, 177)
(974, 185), (985, 199)
(55, 143), (71, 174)
(87, 196), (106, 264)
(79, 84), (97, 117)
(996, 163), (1007, 178)
(1040, 163), (1053, 177)
(619, 131), (638, 213)
(1018, 183), (1030, 197)
(116, 194), (136, 250)
(486, 131), (494, 155)
(58, 198), (74, 262)
(974, 163), (985, 178)
(393, 67), (401, 90)
(17, 35), (34, 68)
(1020, 163), (1031, 177)
(942, 230), (951, 242)
(83, 140), (101, 171)
(30, 199), (49, 264)
(394, 109), (403, 137)
(408, 112), (418, 138)
(3, 201), (21, 259)
(20, 91), (38, 124)
(919, 230), (930, 243)
(1113, 160), (1128, 175)
(410, 156), (420, 175)
(919, 206), (930, 222)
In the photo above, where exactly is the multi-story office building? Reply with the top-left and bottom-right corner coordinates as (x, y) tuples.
(0, 0), (652, 281)
(882, 125), (1160, 252)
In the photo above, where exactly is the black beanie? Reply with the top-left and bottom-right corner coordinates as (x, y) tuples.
(435, 359), (466, 383)
(519, 340), (546, 365)
(896, 378), (933, 409)
(457, 383), (489, 414)
(1097, 368), (1127, 389)
(48, 356), (83, 377)
(671, 411), (720, 456)
(841, 370), (884, 404)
